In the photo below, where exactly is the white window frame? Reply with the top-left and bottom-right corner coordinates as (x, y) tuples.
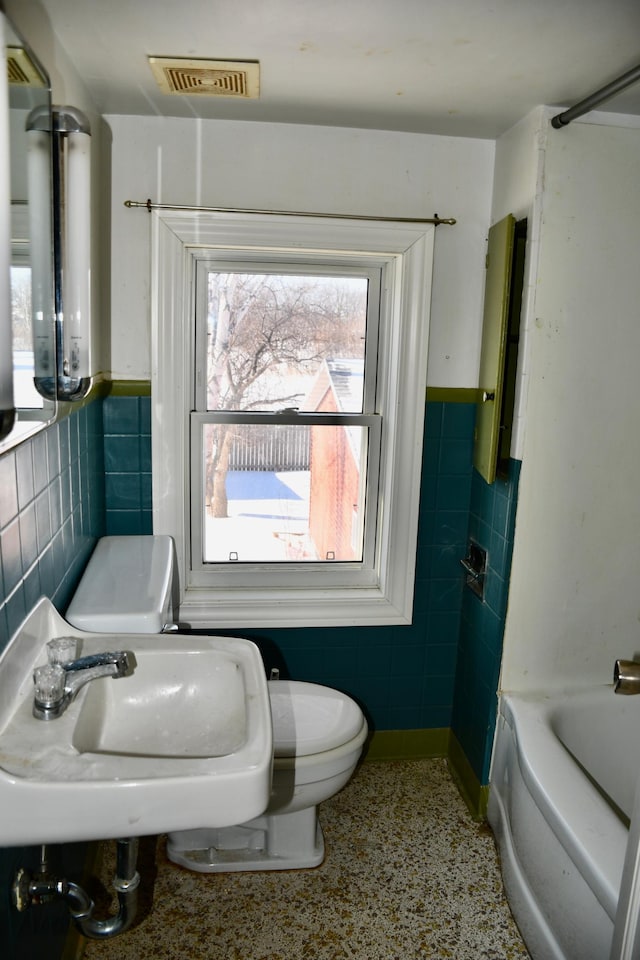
(151, 210), (434, 628)
(190, 256), (381, 581)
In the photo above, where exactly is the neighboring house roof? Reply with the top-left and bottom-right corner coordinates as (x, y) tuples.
(325, 359), (364, 413)
(305, 358), (364, 413)
(306, 359), (365, 465)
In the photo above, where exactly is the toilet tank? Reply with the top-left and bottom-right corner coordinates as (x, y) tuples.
(65, 535), (175, 634)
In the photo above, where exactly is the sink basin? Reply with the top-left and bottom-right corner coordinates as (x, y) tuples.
(0, 598), (273, 846)
(73, 650), (249, 759)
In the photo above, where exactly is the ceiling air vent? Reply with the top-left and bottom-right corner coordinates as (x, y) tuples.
(7, 46), (45, 86)
(148, 57), (259, 99)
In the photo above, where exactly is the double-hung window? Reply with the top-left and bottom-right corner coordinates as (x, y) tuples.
(152, 211), (435, 628)
(191, 261), (380, 570)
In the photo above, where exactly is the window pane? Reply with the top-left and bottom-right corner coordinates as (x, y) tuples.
(206, 272), (367, 413)
(11, 266), (43, 409)
(201, 422), (368, 563)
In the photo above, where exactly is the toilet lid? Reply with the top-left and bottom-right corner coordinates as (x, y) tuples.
(268, 680), (364, 757)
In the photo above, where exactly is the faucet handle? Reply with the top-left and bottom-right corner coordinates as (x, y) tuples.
(47, 637), (79, 665)
(33, 664), (66, 707)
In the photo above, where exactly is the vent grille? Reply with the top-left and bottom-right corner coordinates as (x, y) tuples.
(149, 57), (259, 99)
(7, 46), (45, 87)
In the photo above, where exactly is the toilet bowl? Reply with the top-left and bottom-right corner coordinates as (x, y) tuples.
(66, 535), (368, 873)
(166, 679), (368, 872)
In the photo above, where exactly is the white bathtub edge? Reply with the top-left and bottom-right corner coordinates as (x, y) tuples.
(488, 784), (565, 960)
(498, 691), (625, 920)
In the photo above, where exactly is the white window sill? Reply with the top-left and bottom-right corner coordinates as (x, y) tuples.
(176, 587), (413, 629)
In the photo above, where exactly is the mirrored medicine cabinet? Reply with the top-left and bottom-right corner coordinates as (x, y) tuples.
(1, 10), (57, 453)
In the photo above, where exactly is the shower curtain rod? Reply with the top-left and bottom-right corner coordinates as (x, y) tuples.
(551, 62), (640, 128)
(124, 198), (456, 226)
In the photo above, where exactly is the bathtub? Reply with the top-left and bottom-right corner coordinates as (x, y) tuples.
(488, 686), (640, 960)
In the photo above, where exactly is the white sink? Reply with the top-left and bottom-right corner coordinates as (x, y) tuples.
(73, 649), (249, 759)
(0, 598), (273, 846)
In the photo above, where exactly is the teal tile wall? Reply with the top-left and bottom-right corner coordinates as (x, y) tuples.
(0, 400), (105, 960)
(2, 394), (515, 763)
(0, 402), (105, 650)
(102, 396), (478, 732)
(451, 461), (521, 783)
(103, 396), (152, 534)
(0, 394), (514, 957)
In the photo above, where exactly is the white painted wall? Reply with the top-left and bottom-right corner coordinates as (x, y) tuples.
(491, 107), (544, 225)
(500, 117), (640, 692)
(105, 114), (494, 386)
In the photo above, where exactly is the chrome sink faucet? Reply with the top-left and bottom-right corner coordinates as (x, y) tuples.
(33, 642), (132, 720)
(613, 659), (640, 695)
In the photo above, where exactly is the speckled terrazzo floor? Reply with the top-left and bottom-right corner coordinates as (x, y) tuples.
(82, 759), (530, 959)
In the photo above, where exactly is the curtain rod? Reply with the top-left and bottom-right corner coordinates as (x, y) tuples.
(551, 62), (640, 128)
(124, 199), (456, 226)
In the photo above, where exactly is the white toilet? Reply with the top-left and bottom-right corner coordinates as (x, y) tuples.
(66, 535), (368, 872)
(167, 677), (368, 872)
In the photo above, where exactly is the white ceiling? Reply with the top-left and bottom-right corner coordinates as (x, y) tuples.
(35, 0), (640, 138)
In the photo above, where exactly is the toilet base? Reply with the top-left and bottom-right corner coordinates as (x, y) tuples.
(166, 807), (325, 873)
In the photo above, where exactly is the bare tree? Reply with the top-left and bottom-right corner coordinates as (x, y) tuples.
(205, 271), (365, 517)
(11, 268), (32, 351)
